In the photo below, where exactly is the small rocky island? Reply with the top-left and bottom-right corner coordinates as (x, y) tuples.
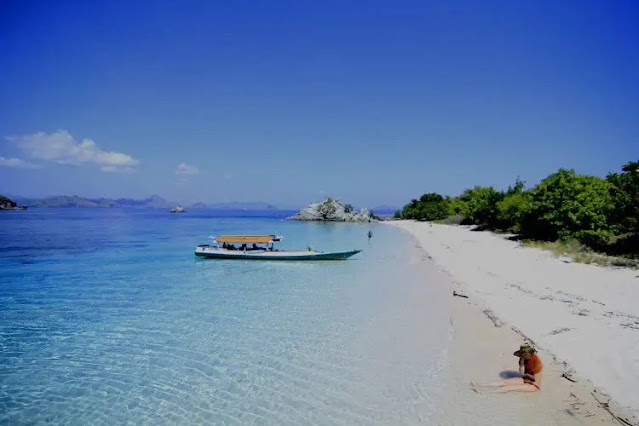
(0, 195), (27, 210)
(289, 197), (378, 222)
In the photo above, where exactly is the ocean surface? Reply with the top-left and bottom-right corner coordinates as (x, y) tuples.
(0, 209), (452, 425)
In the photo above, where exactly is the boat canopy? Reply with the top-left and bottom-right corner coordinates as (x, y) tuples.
(215, 235), (279, 244)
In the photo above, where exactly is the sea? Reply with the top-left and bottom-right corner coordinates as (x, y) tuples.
(0, 209), (453, 425)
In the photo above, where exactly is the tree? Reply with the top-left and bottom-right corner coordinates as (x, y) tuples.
(607, 161), (639, 234)
(401, 199), (420, 219)
(496, 179), (530, 232)
(446, 196), (467, 217)
(524, 169), (615, 246)
(459, 186), (504, 228)
(505, 178), (526, 196)
(497, 193), (531, 233)
(399, 193), (450, 221)
(416, 193), (451, 221)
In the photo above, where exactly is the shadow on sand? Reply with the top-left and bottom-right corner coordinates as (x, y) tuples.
(499, 370), (523, 379)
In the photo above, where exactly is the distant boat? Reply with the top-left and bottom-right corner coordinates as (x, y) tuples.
(170, 205), (186, 213)
(195, 234), (361, 261)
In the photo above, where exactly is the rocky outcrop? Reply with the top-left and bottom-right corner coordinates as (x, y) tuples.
(0, 195), (26, 210)
(289, 198), (378, 222)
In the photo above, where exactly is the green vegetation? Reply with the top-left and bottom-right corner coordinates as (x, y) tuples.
(400, 193), (451, 221)
(396, 161), (639, 265)
(607, 161), (639, 234)
(459, 186), (503, 228)
(523, 170), (615, 247)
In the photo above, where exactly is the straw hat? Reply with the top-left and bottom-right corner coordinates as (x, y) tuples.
(513, 343), (536, 357)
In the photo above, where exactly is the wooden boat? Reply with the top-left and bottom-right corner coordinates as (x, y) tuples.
(194, 235), (361, 261)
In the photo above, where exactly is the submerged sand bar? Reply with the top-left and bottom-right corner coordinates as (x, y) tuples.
(389, 221), (639, 424)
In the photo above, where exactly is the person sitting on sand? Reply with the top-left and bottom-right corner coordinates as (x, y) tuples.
(471, 343), (543, 393)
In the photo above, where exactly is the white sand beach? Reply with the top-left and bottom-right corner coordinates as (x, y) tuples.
(390, 220), (639, 425)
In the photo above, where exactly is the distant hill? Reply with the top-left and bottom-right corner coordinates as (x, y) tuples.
(21, 195), (101, 208)
(17, 194), (175, 208)
(372, 204), (399, 212)
(8, 194), (281, 210)
(199, 201), (278, 210)
(116, 195), (174, 209)
(0, 194), (23, 210)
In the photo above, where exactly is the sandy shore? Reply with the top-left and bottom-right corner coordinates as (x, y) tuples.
(389, 220), (638, 425)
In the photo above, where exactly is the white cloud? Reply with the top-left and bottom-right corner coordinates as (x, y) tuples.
(7, 130), (139, 172)
(0, 156), (41, 169)
(175, 162), (199, 175)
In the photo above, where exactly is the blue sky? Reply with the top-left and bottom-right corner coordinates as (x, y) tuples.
(1, 1), (637, 208)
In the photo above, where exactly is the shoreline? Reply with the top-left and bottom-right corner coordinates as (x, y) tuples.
(389, 220), (637, 425)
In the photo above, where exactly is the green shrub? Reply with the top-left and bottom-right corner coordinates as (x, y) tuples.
(607, 161), (639, 234)
(524, 169), (614, 247)
(459, 186), (504, 228)
(400, 193), (451, 221)
(446, 196), (468, 216)
(497, 193), (531, 233)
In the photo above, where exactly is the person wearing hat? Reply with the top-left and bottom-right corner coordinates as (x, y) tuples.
(515, 343), (543, 389)
(470, 343), (543, 393)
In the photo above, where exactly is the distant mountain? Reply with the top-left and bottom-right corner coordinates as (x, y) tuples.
(24, 195), (103, 208)
(0, 194), (27, 210)
(8, 194), (281, 210)
(197, 201), (278, 210)
(116, 195), (174, 209)
(18, 194), (175, 208)
(372, 204), (399, 212)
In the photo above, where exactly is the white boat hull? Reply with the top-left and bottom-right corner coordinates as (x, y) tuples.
(194, 245), (361, 260)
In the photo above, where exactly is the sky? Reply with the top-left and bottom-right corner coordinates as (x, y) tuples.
(1, 0), (638, 209)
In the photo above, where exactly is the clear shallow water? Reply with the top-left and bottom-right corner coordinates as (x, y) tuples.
(0, 209), (451, 424)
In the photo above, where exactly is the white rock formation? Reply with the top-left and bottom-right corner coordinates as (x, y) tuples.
(289, 198), (378, 222)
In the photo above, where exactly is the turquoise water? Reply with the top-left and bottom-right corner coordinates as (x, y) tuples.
(0, 209), (452, 424)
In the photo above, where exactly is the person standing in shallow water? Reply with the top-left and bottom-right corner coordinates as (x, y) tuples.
(471, 343), (543, 393)
(367, 230), (373, 239)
